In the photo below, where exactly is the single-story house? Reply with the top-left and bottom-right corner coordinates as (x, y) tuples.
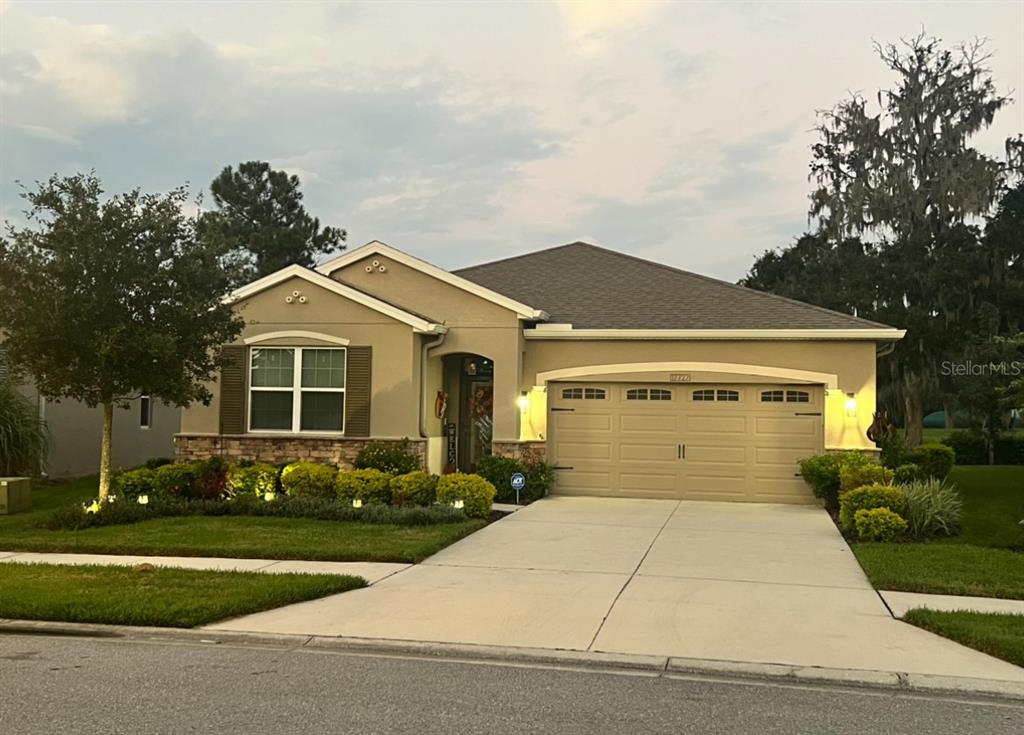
(176, 241), (904, 503)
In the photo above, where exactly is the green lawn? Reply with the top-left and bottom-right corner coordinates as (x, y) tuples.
(0, 476), (485, 563)
(0, 563), (365, 628)
(852, 466), (1024, 599)
(903, 609), (1024, 669)
(921, 427), (1024, 444)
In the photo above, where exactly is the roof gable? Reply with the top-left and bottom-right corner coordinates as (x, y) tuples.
(225, 264), (447, 334)
(454, 242), (898, 333)
(316, 241), (547, 320)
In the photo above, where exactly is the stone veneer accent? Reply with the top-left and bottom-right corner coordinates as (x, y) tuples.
(174, 434), (426, 469)
(490, 440), (547, 463)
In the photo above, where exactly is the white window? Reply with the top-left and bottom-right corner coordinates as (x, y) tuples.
(692, 389), (716, 401)
(761, 390), (785, 403)
(786, 390), (810, 403)
(650, 388), (672, 401)
(562, 387), (606, 400)
(717, 389), (740, 402)
(248, 347), (346, 433)
(140, 396), (152, 429)
(627, 388), (672, 401)
(626, 388), (648, 400)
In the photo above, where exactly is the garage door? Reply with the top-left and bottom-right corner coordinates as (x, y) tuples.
(548, 382), (823, 503)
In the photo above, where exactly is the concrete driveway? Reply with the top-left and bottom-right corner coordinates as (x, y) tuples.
(209, 497), (1024, 681)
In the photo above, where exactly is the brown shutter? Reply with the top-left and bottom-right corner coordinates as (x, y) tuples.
(219, 345), (247, 435)
(345, 346), (372, 437)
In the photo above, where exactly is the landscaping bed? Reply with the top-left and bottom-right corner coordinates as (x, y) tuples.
(0, 563), (365, 628)
(902, 608), (1024, 668)
(0, 476), (485, 563)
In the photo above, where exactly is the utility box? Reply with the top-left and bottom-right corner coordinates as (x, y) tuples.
(0, 478), (32, 515)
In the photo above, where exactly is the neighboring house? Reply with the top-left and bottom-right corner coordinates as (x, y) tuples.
(15, 384), (178, 478)
(176, 241), (904, 504)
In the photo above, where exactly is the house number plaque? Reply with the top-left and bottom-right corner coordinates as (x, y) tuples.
(668, 373), (692, 383)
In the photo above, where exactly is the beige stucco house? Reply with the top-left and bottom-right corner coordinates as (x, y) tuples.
(176, 241), (904, 503)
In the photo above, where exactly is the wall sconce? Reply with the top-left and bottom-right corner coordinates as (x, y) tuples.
(516, 392), (529, 412)
(845, 393), (857, 417)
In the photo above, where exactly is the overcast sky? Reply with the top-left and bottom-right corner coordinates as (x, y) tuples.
(2, 1), (1022, 281)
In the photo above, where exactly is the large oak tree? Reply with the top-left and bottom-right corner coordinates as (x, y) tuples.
(0, 173), (244, 498)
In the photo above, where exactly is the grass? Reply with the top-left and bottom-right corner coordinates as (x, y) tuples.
(0, 562), (365, 628)
(920, 427), (1023, 444)
(903, 609), (1024, 669)
(0, 476), (485, 563)
(852, 466), (1024, 599)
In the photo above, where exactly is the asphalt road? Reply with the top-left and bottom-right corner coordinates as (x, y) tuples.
(0, 634), (1021, 734)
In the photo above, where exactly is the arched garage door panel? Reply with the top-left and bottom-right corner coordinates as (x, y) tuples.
(548, 382), (823, 503)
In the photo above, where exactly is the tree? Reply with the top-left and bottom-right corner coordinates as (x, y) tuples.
(748, 33), (1020, 447)
(0, 173), (244, 499)
(198, 161), (345, 286)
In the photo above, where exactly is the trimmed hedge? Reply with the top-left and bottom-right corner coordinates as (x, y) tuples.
(905, 443), (955, 479)
(838, 484), (908, 533)
(390, 471), (438, 507)
(437, 473), (496, 519)
(281, 462), (337, 498)
(353, 440), (420, 474)
(941, 431), (986, 465)
(48, 494), (469, 530)
(839, 463), (893, 493)
(226, 463), (280, 497)
(854, 507), (907, 542)
(475, 454), (555, 504)
(336, 468), (392, 505)
(798, 451), (872, 509)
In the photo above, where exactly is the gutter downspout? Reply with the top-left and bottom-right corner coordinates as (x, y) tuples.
(419, 331), (447, 438)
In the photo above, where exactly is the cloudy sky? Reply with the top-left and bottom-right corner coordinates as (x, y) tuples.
(2, 1), (1021, 281)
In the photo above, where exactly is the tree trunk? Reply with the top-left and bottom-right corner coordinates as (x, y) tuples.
(904, 385), (924, 449)
(943, 398), (955, 429)
(98, 401), (113, 500)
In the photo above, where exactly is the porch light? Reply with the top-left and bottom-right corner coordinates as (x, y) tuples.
(137, 495), (149, 505)
(516, 392), (530, 411)
(352, 498), (363, 509)
(845, 393), (857, 417)
(453, 499), (465, 510)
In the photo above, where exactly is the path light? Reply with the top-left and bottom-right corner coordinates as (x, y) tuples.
(264, 491), (276, 502)
(453, 499), (465, 510)
(845, 393), (858, 417)
(137, 495), (149, 505)
(352, 498), (363, 509)
(85, 500), (101, 514)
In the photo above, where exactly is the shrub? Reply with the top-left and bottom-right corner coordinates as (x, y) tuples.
(994, 436), (1024, 465)
(906, 443), (955, 479)
(854, 507), (908, 542)
(113, 467), (158, 499)
(353, 440), (420, 474)
(336, 468), (393, 504)
(226, 463), (280, 497)
(940, 431), (986, 465)
(798, 451), (871, 509)
(476, 452), (555, 504)
(144, 457), (173, 469)
(901, 478), (963, 539)
(0, 378), (49, 476)
(876, 431), (907, 469)
(195, 456), (229, 499)
(892, 463), (924, 484)
(839, 462), (893, 493)
(151, 462), (200, 498)
(436, 473), (495, 519)
(280, 462), (338, 498)
(390, 471), (438, 507)
(838, 483), (908, 532)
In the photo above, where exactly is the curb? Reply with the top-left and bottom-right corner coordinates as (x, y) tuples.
(2, 619), (1023, 701)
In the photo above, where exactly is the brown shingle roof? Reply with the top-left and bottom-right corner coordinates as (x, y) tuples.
(453, 242), (891, 330)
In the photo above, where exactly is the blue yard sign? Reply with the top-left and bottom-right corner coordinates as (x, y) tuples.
(510, 472), (526, 504)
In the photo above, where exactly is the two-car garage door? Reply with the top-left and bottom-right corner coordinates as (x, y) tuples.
(548, 382), (823, 503)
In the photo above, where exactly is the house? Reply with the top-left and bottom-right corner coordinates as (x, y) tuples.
(176, 241), (904, 503)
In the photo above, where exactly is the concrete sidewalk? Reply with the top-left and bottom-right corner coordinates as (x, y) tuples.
(0, 552), (407, 584)
(205, 497), (1024, 685)
(882, 589), (1024, 617)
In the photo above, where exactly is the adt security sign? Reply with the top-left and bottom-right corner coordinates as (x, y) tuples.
(510, 472), (526, 504)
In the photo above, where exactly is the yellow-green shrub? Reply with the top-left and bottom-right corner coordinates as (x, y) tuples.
(390, 471), (438, 507)
(281, 462), (338, 498)
(839, 463), (893, 493)
(838, 483), (908, 532)
(854, 507), (908, 542)
(336, 468), (392, 504)
(226, 463), (279, 497)
(436, 473), (495, 519)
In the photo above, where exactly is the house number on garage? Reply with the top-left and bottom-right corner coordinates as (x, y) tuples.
(668, 373), (692, 383)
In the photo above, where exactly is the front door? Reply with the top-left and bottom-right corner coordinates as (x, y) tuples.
(458, 357), (494, 473)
